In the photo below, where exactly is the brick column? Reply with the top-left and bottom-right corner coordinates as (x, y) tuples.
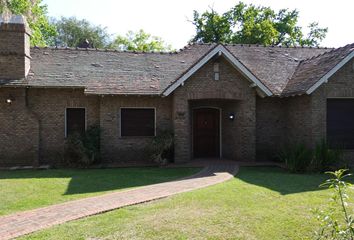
(173, 95), (191, 163)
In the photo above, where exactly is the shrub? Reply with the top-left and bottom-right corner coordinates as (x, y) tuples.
(311, 139), (344, 172)
(82, 125), (101, 163)
(64, 133), (90, 167)
(278, 143), (312, 173)
(314, 169), (354, 240)
(278, 140), (345, 173)
(147, 130), (174, 165)
(64, 125), (101, 167)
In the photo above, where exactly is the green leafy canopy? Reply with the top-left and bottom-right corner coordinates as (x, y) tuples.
(0, 0), (57, 46)
(110, 29), (173, 52)
(192, 2), (328, 46)
(53, 16), (111, 48)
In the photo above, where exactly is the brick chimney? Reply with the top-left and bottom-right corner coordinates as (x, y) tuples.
(0, 15), (31, 80)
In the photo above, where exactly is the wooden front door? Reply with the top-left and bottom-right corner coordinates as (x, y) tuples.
(193, 108), (220, 158)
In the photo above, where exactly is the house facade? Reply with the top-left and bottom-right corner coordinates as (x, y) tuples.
(1, 16), (354, 167)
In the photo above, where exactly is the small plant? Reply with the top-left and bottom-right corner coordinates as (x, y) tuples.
(147, 130), (174, 165)
(312, 139), (344, 172)
(278, 143), (312, 173)
(64, 133), (90, 167)
(64, 125), (101, 167)
(82, 125), (101, 163)
(314, 169), (354, 240)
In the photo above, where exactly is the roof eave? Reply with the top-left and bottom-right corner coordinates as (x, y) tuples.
(306, 50), (354, 95)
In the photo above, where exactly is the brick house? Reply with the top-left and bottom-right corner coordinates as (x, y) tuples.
(1, 16), (354, 167)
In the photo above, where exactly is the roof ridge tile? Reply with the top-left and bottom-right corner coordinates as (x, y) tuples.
(30, 46), (181, 54)
(300, 43), (354, 63)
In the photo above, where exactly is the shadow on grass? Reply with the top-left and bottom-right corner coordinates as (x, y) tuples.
(0, 167), (200, 195)
(235, 166), (354, 195)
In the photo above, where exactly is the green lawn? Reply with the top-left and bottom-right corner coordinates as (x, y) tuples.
(20, 167), (354, 240)
(0, 167), (199, 216)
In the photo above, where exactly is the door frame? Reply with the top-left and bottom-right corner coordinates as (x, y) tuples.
(191, 107), (222, 159)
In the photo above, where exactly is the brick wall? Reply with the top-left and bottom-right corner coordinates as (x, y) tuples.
(99, 95), (172, 163)
(0, 88), (39, 166)
(0, 88), (100, 166)
(0, 88), (174, 166)
(172, 56), (257, 162)
(310, 58), (354, 161)
(256, 97), (286, 161)
(26, 88), (100, 164)
(285, 95), (313, 147)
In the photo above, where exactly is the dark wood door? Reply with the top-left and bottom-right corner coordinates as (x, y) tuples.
(193, 108), (220, 158)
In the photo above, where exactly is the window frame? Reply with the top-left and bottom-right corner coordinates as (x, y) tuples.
(119, 107), (156, 138)
(65, 107), (87, 138)
(326, 98), (354, 150)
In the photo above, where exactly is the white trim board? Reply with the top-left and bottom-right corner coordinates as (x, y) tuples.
(306, 51), (354, 95)
(162, 44), (273, 97)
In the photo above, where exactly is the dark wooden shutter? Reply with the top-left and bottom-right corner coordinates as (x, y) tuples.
(121, 109), (155, 137)
(66, 108), (86, 136)
(327, 99), (354, 149)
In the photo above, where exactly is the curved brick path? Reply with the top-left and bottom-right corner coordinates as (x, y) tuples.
(0, 163), (238, 240)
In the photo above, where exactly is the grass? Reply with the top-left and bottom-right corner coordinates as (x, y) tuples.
(0, 167), (200, 216)
(20, 166), (354, 240)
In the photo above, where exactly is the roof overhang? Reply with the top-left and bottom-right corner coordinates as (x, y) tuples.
(162, 44), (273, 97)
(306, 50), (354, 95)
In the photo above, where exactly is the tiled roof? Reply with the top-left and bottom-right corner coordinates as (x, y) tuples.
(0, 44), (215, 95)
(282, 43), (354, 96)
(225, 44), (329, 95)
(1, 43), (349, 97)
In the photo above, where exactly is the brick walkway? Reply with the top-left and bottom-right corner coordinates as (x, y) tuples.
(0, 163), (238, 240)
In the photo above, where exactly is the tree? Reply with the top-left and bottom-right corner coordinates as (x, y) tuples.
(110, 29), (172, 51)
(0, 0), (57, 46)
(53, 17), (111, 48)
(191, 2), (328, 47)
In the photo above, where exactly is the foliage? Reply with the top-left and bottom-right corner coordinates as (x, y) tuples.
(110, 29), (173, 51)
(278, 143), (312, 173)
(312, 139), (344, 172)
(0, 0), (57, 46)
(64, 133), (90, 167)
(314, 169), (354, 240)
(278, 140), (345, 173)
(81, 125), (101, 163)
(52, 16), (111, 48)
(191, 2), (327, 46)
(64, 125), (101, 167)
(147, 130), (174, 165)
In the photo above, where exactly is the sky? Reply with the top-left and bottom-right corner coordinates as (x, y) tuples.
(43, 0), (354, 49)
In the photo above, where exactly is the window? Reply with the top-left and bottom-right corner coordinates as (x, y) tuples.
(66, 108), (86, 137)
(120, 108), (155, 137)
(327, 99), (354, 149)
